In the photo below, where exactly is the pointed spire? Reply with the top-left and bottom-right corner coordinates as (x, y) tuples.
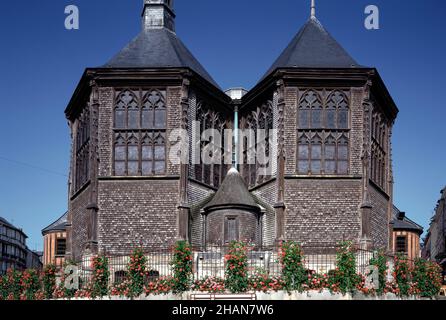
(142, 0), (176, 32)
(311, 0), (316, 19)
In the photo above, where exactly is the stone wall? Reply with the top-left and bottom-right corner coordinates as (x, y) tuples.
(70, 185), (91, 261)
(284, 179), (362, 245)
(369, 184), (390, 249)
(97, 179), (180, 255)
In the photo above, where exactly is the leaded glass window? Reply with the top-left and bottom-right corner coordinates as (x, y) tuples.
(370, 110), (387, 190)
(74, 108), (90, 191)
(113, 89), (167, 176)
(297, 89), (350, 175)
(242, 102), (274, 187)
(194, 101), (227, 188)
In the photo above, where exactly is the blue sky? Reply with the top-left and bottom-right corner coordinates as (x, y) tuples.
(0, 0), (445, 251)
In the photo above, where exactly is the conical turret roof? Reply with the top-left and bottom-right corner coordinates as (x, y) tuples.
(261, 17), (362, 80)
(204, 168), (259, 212)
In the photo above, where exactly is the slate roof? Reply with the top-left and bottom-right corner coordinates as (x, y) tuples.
(262, 17), (362, 80)
(392, 207), (423, 235)
(0, 217), (27, 236)
(0, 217), (15, 229)
(204, 168), (259, 212)
(42, 212), (68, 235)
(103, 28), (220, 89)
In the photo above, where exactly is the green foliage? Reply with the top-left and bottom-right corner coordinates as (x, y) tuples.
(2, 269), (23, 300)
(279, 241), (307, 292)
(42, 264), (57, 299)
(225, 241), (249, 293)
(20, 269), (41, 300)
(127, 248), (147, 298)
(171, 241), (193, 293)
(411, 258), (443, 297)
(91, 256), (110, 298)
(329, 241), (361, 295)
(369, 250), (387, 295)
(393, 254), (411, 296)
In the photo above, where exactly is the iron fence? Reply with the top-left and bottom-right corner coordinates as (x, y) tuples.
(72, 244), (395, 288)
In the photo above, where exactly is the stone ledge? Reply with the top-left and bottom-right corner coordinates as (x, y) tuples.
(55, 290), (435, 301)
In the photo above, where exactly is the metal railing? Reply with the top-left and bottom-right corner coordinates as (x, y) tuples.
(72, 244), (391, 288)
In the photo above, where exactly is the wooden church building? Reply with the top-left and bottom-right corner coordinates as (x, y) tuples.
(64, 0), (399, 261)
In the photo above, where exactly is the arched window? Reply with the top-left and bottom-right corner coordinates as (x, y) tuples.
(154, 132), (166, 175)
(74, 108), (90, 191)
(113, 89), (167, 176)
(297, 133), (310, 174)
(297, 89), (350, 175)
(324, 134), (336, 174)
(142, 90), (167, 129)
(194, 102), (226, 188)
(141, 133), (153, 176)
(298, 90), (323, 129)
(338, 134), (349, 175)
(127, 133), (139, 176)
(310, 133), (323, 174)
(114, 133), (126, 176)
(326, 91), (349, 129)
(370, 109), (387, 190)
(241, 102), (274, 187)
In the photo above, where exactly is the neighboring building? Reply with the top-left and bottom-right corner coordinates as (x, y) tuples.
(41, 212), (68, 267)
(64, 1), (398, 261)
(422, 187), (446, 276)
(0, 217), (28, 275)
(26, 249), (43, 270)
(391, 207), (423, 261)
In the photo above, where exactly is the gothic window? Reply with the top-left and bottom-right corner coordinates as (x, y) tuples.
(370, 111), (387, 190)
(74, 108), (90, 191)
(242, 102), (274, 187)
(326, 91), (349, 129)
(310, 133), (323, 174)
(324, 134), (336, 174)
(297, 134), (310, 174)
(113, 89), (167, 176)
(194, 101), (227, 188)
(297, 90), (350, 175)
(298, 90), (322, 129)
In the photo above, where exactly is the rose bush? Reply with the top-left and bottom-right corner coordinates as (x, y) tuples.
(225, 241), (249, 293)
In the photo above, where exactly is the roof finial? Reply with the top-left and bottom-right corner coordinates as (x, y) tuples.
(311, 0), (316, 19)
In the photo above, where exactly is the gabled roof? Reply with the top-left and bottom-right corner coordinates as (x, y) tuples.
(204, 168), (259, 212)
(42, 212), (68, 235)
(261, 17), (362, 81)
(103, 28), (220, 89)
(391, 207), (423, 235)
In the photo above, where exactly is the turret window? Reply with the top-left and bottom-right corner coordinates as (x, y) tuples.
(297, 90), (350, 175)
(74, 107), (90, 191)
(113, 89), (167, 176)
(371, 110), (388, 190)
